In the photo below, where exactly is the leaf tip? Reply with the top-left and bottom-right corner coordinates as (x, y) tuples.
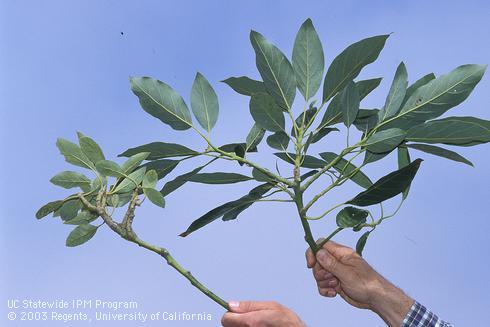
(179, 231), (189, 237)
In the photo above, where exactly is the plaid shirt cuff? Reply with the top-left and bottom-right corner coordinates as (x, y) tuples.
(401, 301), (453, 327)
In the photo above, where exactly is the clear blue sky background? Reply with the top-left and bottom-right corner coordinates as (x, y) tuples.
(1, 1), (489, 326)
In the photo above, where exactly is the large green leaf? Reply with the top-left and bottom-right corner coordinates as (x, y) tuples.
(95, 160), (124, 178)
(56, 138), (96, 170)
(267, 131), (290, 150)
(50, 171), (91, 192)
(397, 145), (411, 199)
(356, 78), (383, 98)
(365, 128), (406, 153)
(130, 76), (192, 130)
(406, 143), (473, 166)
(64, 211), (98, 225)
(275, 152), (326, 169)
(336, 206), (369, 228)
(221, 76), (265, 96)
(113, 167), (146, 194)
(143, 188), (165, 208)
(354, 109), (379, 132)
(292, 18), (324, 100)
(36, 200), (64, 219)
(188, 172), (252, 184)
(347, 159), (423, 206)
(381, 64), (487, 130)
(250, 30), (296, 109)
(66, 224), (98, 247)
(59, 199), (81, 221)
(341, 81), (360, 127)
(180, 183), (273, 237)
(120, 152), (150, 174)
(400, 73), (435, 108)
(406, 116), (490, 145)
(319, 152), (373, 189)
(323, 35), (389, 103)
(191, 72), (219, 132)
(160, 164), (207, 196)
(246, 123), (266, 151)
(78, 135), (105, 165)
(249, 93), (285, 132)
(141, 159), (179, 179)
(378, 62), (408, 121)
(119, 142), (197, 160)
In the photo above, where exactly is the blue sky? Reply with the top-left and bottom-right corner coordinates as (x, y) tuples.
(1, 0), (489, 326)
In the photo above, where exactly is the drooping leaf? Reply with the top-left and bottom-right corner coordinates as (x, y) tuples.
(180, 183), (273, 237)
(120, 152), (150, 174)
(141, 159), (179, 179)
(160, 164), (207, 196)
(222, 76), (266, 96)
(190, 72), (219, 132)
(50, 171), (91, 192)
(381, 64), (487, 130)
(323, 35), (389, 103)
(188, 172), (252, 184)
(250, 30), (296, 110)
(405, 143), (473, 166)
(365, 128), (406, 153)
(267, 131), (290, 150)
(246, 124), (266, 152)
(36, 200), (64, 219)
(119, 142), (197, 160)
(397, 145), (411, 199)
(95, 160), (124, 178)
(249, 92), (285, 132)
(143, 188), (165, 208)
(319, 152), (373, 189)
(78, 135), (105, 165)
(336, 206), (369, 228)
(113, 167), (146, 194)
(274, 152), (326, 169)
(341, 81), (360, 127)
(292, 18), (324, 100)
(56, 138), (96, 170)
(143, 170), (158, 188)
(347, 159), (423, 206)
(354, 109), (379, 132)
(378, 62), (408, 122)
(356, 231), (371, 256)
(130, 76), (193, 130)
(64, 211), (98, 225)
(406, 116), (490, 145)
(66, 224), (98, 247)
(400, 73), (436, 108)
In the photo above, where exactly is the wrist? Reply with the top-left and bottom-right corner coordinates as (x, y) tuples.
(369, 278), (414, 327)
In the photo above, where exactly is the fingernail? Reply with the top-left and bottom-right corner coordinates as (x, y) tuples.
(229, 301), (239, 309)
(317, 249), (327, 261)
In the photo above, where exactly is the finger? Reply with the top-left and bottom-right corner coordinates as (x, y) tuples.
(316, 248), (350, 276)
(323, 241), (355, 260)
(228, 301), (280, 313)
(221, 312), (249, 327)
(305, 247), (316, 268)
(318, 278), (339, 288)
(313, 264), (329, 280)
(319, 288), (338, 298)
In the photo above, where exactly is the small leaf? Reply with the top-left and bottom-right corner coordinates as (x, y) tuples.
(78, 135), (105, 165)
(356, 231), (371, 256)
(95, 160), (124, 178)
(336, 206), (369, 228)
(191, 72), (219, 132)
(246, 124), (266, 152)
(309, 127), (339, 144)
(319, 152), (373, 189)
(113, 167), (146, 194)
(119, 142), (197, 160)
(293, 108), (317, 136)
(143, 188), (165, 208)
(141, 159), (179, 179)
(365, 128), (406, 153)
(267, 131), (290, 150)
(292, 18), (324, 100)
(50, 171), (91, 192)
(406, 143), (473, 166)
(143, 170), (158, 188)
(347, 159), (423, 206)
(252, 168), (273, 182)
(60, 199), (81, 221)
(340, 81), (360, 127)
(363, 151), (389, 165)
(274, 152), (326, 169)
(66, 224), (98, 247)
(64, 211), (98, 225)
(160, 164), (206, 196)
(120, 152), (150, 174)
(56, 138), (96, 170)
(222, 76), (265, 96)
(250, 30), (296, 109)
(36, 200), (64, 219)
(378, 62), (408, 122)
(250, 93), (285, 132)
(354, 109), (379, 132)
(188, 172), (252, 184)
(130, 76), (193, 130)
(397, 145), (411, 199)
(323, 35), (389, 102)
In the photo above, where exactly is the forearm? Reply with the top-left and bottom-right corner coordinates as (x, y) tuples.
(370, 279), (414, 327)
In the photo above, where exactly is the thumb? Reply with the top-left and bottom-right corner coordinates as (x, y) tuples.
(228, 301), (280, 313)
(316, 249), (347, 276)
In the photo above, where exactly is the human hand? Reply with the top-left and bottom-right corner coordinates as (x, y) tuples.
(221, 301), (305, 327)
(306, 241), (413, 327)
